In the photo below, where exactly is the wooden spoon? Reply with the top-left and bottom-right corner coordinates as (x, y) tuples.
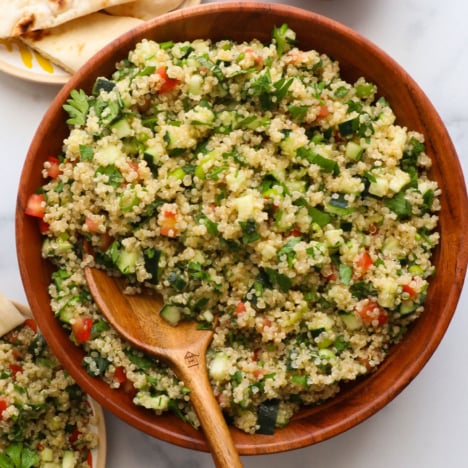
(84, 265), (242, 468)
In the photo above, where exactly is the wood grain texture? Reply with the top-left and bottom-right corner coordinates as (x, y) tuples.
(16, 1), (468, 455)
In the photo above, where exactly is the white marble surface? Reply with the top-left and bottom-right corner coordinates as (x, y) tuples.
(1, 0), (467, 466)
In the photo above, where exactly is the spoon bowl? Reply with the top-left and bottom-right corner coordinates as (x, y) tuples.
(84, 265), (242, 468)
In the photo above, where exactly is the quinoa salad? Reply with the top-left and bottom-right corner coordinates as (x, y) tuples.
(0, 317), (98, 467)
(25, 25), (440, 434)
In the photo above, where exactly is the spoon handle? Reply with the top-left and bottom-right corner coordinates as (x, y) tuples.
(173, 351), (243, 468)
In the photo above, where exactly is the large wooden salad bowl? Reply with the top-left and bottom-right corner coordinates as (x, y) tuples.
(15, 1), (468, 455)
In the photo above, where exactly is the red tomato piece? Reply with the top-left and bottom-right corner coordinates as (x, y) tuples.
(355, 251), (374, 278)
(113, 366), (127, 384)
(234, 302), (246, 315)
(0, 399), (7, 419)
(402, 283), (416, 298)
(24, 318), (37, 333)
(85, 217), (101, 233)
(38, 219), (50, 234)
(156, 66), (180, 93)
(71, 317), (93, 343)
(160, 210), (178, 237)
(86, 451), (93, 468)
(358, 300), (388, 326)
(45, 156), (61, 179)
(25, 193), (46, 218)
(9, 364), (23, 378)
(317, 104), (329, 118)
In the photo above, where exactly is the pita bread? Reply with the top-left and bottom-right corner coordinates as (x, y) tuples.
(0, 0), (134, 38)
(105, 0), (184, 20)
(21, 12), (143, 73)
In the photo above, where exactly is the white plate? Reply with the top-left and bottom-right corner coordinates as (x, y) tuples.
(11, 301), (107, 468)
(0, 0), (201, 85)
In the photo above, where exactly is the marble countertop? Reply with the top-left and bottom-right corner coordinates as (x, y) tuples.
(1, 0), (467, 466)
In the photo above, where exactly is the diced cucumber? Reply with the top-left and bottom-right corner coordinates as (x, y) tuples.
(341, 313), (362, 330)
(94, 143), (121, 166)
(369, 175), (389, 197)
(188, 74), (203, 95)
(62, 451), (77, 468)
(388, 169), (411, 193)
(116, 248), (140, 275)
(160, 304), (183, 326)
(111, 118), (133, 139)
(92, 77), (116, 94)
(257, 399), (279, 435)
(400, 299), (417, 316)
(168, 167), (186, 180)
(345, 141), (364, 161)
(209, 352), (230, 381)
(40, 447), (54, 462)
(134, 391), (170, 411)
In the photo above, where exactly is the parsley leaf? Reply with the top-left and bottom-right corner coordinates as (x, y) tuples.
(63, 89), (89, 126)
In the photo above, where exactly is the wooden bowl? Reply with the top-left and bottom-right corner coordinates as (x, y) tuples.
(16, 1), (468, 455)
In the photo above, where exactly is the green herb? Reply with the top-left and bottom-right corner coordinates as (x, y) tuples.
(63, 89), (89, 126)
(277, 237), (302, 267)
(0, 443), (39, 468)
(95, 164), (124, 188)
(239, 219), (261, 243)
(265, 268), (292, 292)
(79, 144), (94, 161)
(338, 264), (353, 285)
(384, 191), (412, 219)
(272, 24), (295, 56)
(296, 147), (339, 175)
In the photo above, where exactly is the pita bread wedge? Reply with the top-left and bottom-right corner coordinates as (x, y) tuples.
(105, 0), (184, 20)
(20, 12), (143, 74)
(0, 0), (134, 38)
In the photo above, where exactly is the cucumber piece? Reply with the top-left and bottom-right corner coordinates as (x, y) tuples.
(257, 399), (279, 435)
(116, 249), (139, 275)
(160, 304), (183, 326)
(345, 141), (364, 161)
(111, 118), (133, 139)
(62, 451), (77, 468)
(341, 313), (362, 330)
(209, 352), (230, 381)
(92, 77), (115, 94)
(400, 299), (417, 316)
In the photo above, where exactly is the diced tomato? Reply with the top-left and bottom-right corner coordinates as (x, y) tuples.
(85, 217), (101, 233)
(160, 210), (178, 237)
(317, 104), (329, 118)
(357, 300), (388, 326)
(9, 364), (23, 378)
(45, 156), (61, 179)
(38, 219), (50, 234)
(355, 251), (374, 278)
(86, 450), (93, 468)
(244, 47), (263, 69)
(288, 228), (301, 237)
(121, 379), (137, 398)
(0, 398), (7, 420)
(233, 302), (246, 315)
(69, 427), (81, 446)
(402, 283), (416, 298)
(24, 318), (38, 333)
(25, 193), (46, 218)
(71, 317), (93, 343)
(156, 66), (180, 94)
(113, 366), (127, 384)
(253, 368), (266, 379)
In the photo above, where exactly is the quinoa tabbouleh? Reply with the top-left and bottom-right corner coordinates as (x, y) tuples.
(25, 25), (440, 434)
(0, 317), (98, 467)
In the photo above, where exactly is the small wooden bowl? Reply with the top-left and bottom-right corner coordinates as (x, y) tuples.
(16, 2), (468, 455)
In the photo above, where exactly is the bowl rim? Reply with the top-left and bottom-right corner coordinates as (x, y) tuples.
(15, 0), (468, 455)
